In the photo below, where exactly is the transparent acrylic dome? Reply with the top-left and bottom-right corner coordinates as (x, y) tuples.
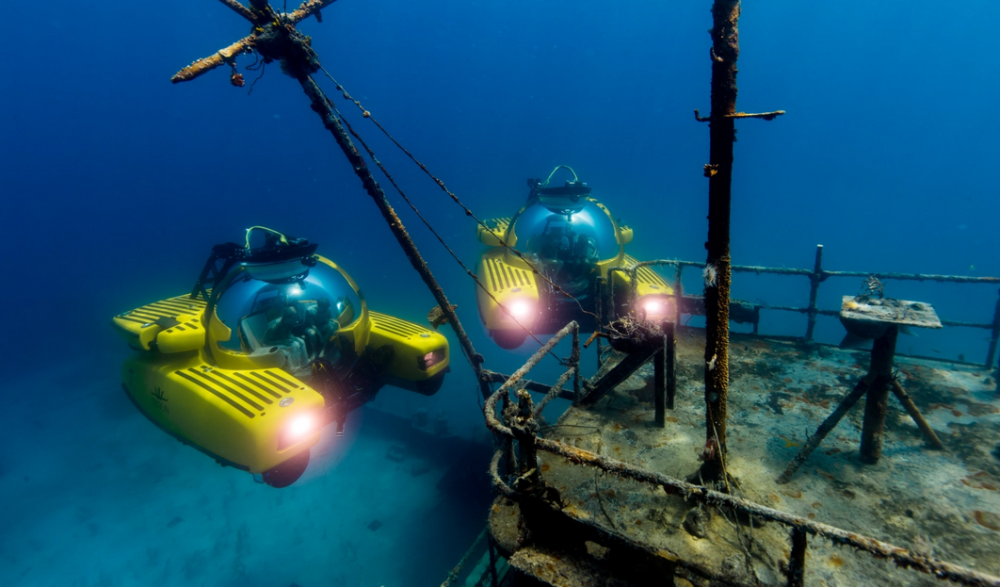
(514, 199), (621, 263)
(214, 261), (362, 353)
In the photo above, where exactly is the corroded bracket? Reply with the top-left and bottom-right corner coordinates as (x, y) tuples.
(694, 108), (786, 122)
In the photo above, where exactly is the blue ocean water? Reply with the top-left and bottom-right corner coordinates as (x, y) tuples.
(1, 1), (998, 586)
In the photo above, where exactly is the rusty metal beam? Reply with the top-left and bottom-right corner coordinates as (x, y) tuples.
(890, 379), (945, 450)
(480, 370), (577, 402)
(776, 379), (869, 484)
(297, 74), (489, 398)
(578, 345), (658, 407)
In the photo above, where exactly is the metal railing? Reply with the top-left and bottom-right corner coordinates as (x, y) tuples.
(482, 324), (1000, 587)
(609, 244), (1000, 369)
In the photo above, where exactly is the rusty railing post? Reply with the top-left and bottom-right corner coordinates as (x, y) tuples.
(805, 244), (824, 340)
(511, 390), (540, 485)
(571, 327), (582, 404)
(666, 321), (677, 410)
(654, 329), (666, 427)
(986, 288), (1000, 369)
(500, 391), (517, 476)
(487, 534), (499, 587)
(595, 276), (605, 366)
(787, 526), (807, 587)
(674, 264), (684, 326)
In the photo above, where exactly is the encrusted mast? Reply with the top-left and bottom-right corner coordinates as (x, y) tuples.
(172, 0), (491, 399)
(696, 0), (784, 481)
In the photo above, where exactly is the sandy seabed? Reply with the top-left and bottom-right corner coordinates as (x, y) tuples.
(0, 351), (490, 587)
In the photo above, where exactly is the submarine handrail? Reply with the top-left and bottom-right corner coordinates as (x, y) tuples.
(484, 344), (1000, 587)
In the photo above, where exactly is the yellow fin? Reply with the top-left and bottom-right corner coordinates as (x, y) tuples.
(780, 435), (802, 448)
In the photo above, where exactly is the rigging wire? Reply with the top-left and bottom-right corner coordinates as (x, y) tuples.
(278, 25), (579, 366)
(311, 79), (565, 364)
(315, 65), (601, 325)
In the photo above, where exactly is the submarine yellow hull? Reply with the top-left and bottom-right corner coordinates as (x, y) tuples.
(112, 292), (449, 477)
(122, 351), (325, 474)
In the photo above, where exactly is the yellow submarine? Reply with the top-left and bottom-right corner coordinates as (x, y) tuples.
(476, 166), (674, 348)
(111, 228), (449, 487)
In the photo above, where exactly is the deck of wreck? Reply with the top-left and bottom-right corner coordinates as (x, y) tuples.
(487, 328), (1000, 587)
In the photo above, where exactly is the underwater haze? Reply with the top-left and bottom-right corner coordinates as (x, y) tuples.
(1, 1), (999, 586)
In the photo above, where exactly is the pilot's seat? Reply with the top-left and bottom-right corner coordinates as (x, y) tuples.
(304, 298), (341, 359)
(241, 305), (310, 376)
(559, 234), (599, 296)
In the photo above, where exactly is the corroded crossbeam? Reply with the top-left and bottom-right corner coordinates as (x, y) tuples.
(171, 0), (338, 84)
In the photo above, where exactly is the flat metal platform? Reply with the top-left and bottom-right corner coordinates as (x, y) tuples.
(494, 328), (1000, 586)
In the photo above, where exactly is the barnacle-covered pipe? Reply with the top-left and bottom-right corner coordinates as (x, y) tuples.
(171, 36), (256, 84)
(288, 0), (339, 22)
(171, 1), (339, 85)
(216, 0), (257, 22)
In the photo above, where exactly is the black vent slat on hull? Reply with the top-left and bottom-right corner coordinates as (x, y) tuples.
(126, 309), (175, 321)
(371, 313), (426, 336)
(209, 370), (273, 405)
(264, 370), (299, 389)
(151, 300), (203, 312)
(188, 368), (264, 411)
(175, 371), (255, 419)
(486, 259), (500, 292)
(117, 315), (152, 324)
(233, 372), (283, 399)
(250, 371), (290, 393)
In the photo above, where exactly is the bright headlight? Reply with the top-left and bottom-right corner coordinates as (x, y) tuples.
(639, 296), (674, 322)
(417, 347), (447, 371)
(289, 415), (314, 437)
(279, 413), (316, 450)
(510, 301), (531, 318)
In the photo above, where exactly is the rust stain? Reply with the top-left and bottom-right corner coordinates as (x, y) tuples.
(973, 510), (1000, 531)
